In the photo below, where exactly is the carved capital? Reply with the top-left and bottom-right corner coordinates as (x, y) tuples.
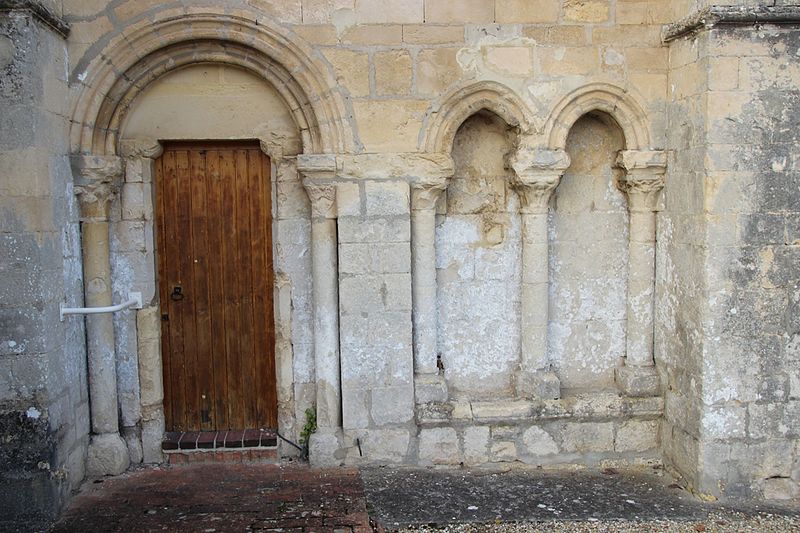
(303, 182), (337, 219)
(119, 139), (163, 160)
(298, 154), (338, 219)
(71, 155), (123, 219)
(411, 179), (447, 211)
(616, 151), (667, 212)
(513, 175), (561, 214)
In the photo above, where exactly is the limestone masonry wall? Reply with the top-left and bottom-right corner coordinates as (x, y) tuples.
(1, 1), (799, 525)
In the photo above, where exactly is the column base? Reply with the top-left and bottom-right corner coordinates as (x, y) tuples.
(87, 432), (130, 476)
(414, 373), (448, 404)
(516, 370), (561, 400)
(308, 428), (345, 467)
(616, 365), (659, 397)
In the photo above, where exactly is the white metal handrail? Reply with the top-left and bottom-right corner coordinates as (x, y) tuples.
(60, 292), (143, 321)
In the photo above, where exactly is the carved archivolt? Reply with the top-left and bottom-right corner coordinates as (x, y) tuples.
(419, 80), (536, 153)
(544, 83), (652, 151)
(69, 12), (356, 156)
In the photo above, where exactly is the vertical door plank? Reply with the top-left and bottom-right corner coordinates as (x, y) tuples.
(162, 150), (187, 431)
(189, 150), (214, 430)
(175, 150), (200, 430)
(235, 149), (256, 429)
(247, 149), (266, 427)
(205, 150), (229, 430)
(154, 156), (173, 431)
(220, 150), (242, 429)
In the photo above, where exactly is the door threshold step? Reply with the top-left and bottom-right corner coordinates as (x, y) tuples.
(162, 429), (278, 451)
(165, 447), (279, 465)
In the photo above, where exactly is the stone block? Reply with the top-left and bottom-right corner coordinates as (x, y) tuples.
(342, 387), (370, 429)
(522, 426), (559, 457)
(370, 385), (414, 426)
(352, 100), (428, 152)
(615, 420), (659, 453)
(309, 429), (345, 467)
(416, 48), (462, 96)
(463, 426), (489, 464)
(375, 50), (413, 96)
(516, 370), (561, 400)
(354, 0), (423, 23)
(424, 0), (494, 23)
(496, 0), (559, 22)
(490, 441), (517, 462)
(562, 0), (610, 23)
(762, 477), (799, 500)
(561, 422), (614, 453)
(539, 47), (598, 76)
(365, 181), (409, 216)
(341, 25), (404, 45)
(414, 374), (448, 404)
(702, 404), (747, 440)
(322, 49), (370, 98)
(86, 433), (130, 476)
(484, 46), (533, 77)
(339, 243), (371, 275)
(418, 427), (460, 465)
(372, 243), (411, 273)
(616, 365), (659, 397)
(472, 401), (531, 419)
(402, 25), (464, 45)
(353, 428), (411, 462)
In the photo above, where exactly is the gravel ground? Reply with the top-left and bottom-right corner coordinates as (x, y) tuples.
(363, 466), (799, 533)
(401, 510), (800, 532)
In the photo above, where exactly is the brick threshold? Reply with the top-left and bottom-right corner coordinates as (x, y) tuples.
(162, 429), (278, 451)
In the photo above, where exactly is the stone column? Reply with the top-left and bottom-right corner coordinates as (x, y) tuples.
(72, 155), (130, 476)
(298, 155), (343, 464)
(411, 179), (448, 403)
(615, 150), (667, 397)
(508, 148), (570, 400)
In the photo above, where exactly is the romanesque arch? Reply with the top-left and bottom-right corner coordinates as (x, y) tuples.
(418, 80), (536, 153)
(544, 82), (652, 151)
(69, 13), (356, 156)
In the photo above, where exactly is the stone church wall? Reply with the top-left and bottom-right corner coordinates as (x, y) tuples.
(0, 4), (89, 528)
(1, 2), (799, 525)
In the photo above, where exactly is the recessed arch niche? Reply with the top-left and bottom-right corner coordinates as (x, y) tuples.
(436, 110), (522, 397)
(548, 111), (629, 391)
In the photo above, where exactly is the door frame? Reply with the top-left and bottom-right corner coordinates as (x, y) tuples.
(119, 137), (297, 460)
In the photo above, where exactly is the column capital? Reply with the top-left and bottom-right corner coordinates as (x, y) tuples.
(298, 154), (338, 219)
(616, 150), (667, 212)
(71, 154), (123, 219)
(508, 148), (570, 214)
(119, 139), (163, 159)
(411, 179), (447, 211)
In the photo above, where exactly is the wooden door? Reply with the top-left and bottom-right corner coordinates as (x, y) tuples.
(155, 141), (277, 431)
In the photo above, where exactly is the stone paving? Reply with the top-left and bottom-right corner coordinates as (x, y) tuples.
(50, 463), (372, 533)
(46, 464), (799, 533)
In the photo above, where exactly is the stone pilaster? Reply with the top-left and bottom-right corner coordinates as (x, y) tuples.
(298, 155), (343, 463)
(71, 154), (130, 476)
(411, 179), (447, 402)
(615, 150), (667, 397)
(508, 147), (571, 400)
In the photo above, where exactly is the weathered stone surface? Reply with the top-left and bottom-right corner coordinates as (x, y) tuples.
(418, 427), (460, 465)
(522, 426), (559, 457)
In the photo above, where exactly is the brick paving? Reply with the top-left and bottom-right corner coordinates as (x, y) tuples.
(50, 464), (372, 533)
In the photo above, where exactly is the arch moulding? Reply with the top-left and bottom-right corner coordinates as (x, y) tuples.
(419, 80), (536, 154)
(544, 83), (652, 151)
(69, 13), (355, 156)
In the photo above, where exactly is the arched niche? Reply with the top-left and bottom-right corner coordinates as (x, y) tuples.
(436, 110), (522, 398)
(548, 111), (629, 391)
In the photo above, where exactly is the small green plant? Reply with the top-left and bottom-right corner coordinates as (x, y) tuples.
(299, 407), (317, 445)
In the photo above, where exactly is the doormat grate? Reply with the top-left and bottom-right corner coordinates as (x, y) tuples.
(162, 429), (277, 451)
